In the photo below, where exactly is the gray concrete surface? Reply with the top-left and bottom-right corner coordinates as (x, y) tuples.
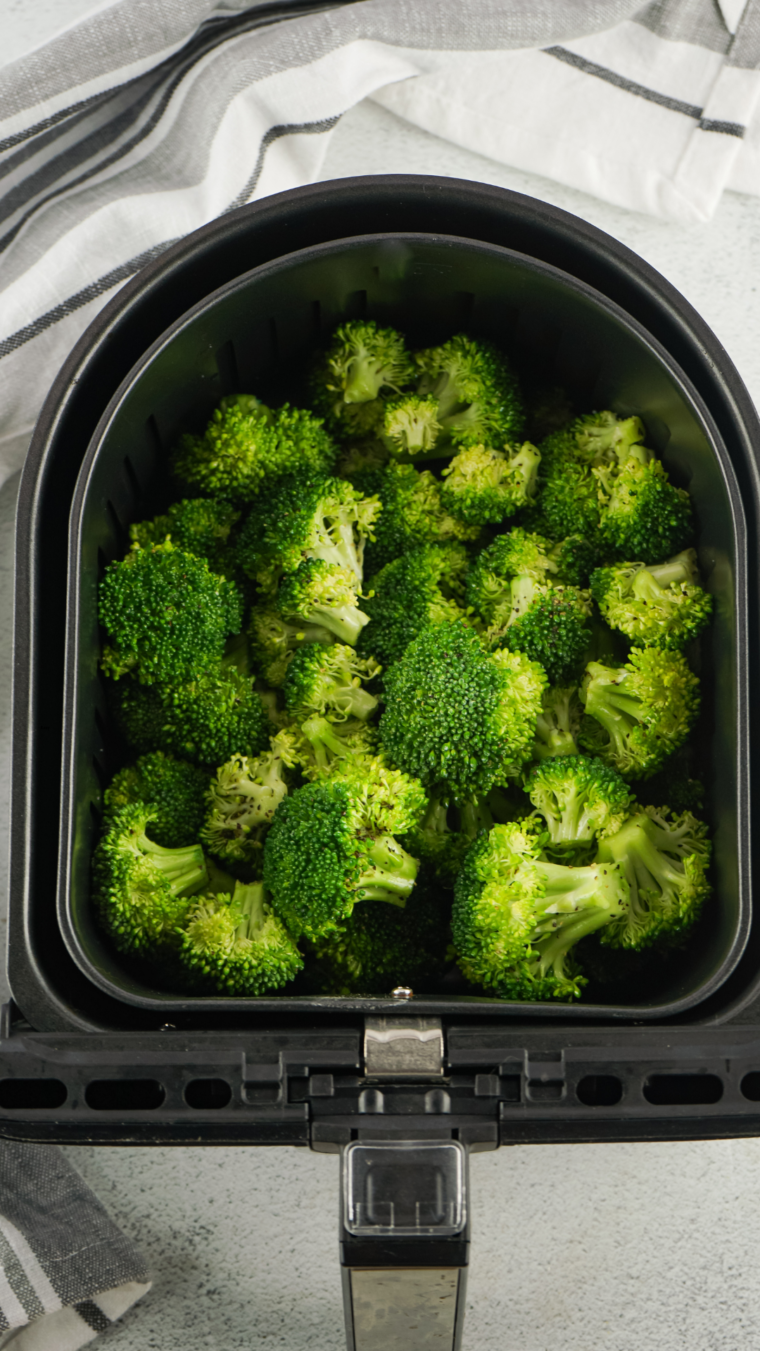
(3, 10), (760, 1347)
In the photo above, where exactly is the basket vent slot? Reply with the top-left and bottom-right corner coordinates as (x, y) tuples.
(184, 1079), (232, 1110)
(740, 1072), (760, 1101)
(643, 1074), (722, 1106)
(215, 340), (239, 394)
(145, 414), (162, 453)
(576, 1075), (623, 1107)
(122, 455), (142, 502)
(345, 289), (367, 319)
(0, 1080), (67, 1110)
(85, 1079), (165, 1111)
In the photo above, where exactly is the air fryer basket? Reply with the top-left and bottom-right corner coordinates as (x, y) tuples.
(58, 232), (749, 1021)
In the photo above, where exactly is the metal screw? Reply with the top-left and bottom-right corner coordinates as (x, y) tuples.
(159, 1022), (176, 1031)
(391, 986), (413, 1000)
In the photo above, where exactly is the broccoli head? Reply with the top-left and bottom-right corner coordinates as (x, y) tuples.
(103, 751), (209, 849)
(379, 620), (547, 801)
(92, 802), (208, 958)
(110, 665), (270, 766)
(590, 550), (712, 649)
(359, 544), (470, 670)
(440, 442), (541, 526)
(579, 649), (700, 779)
(235, 471), (381, 590)
(414, 334), (524, 447)
(263, 767), (424, 940)
(451, 820), (628, 1001)
(276, 558), (370, 646)
(290, 715), (379, 782)
(533, 411), (645, 545)
(597, 806), (711, 950)
(282, 643), (381, 725)
(172, 395), (337, 501)
(99, 542), (242, 685)
(466, 528), (557, 626)
(129, 497), (240, 577)
(179, 881), (303, 995)
(201, 729), (300, 869)
(310, 875), (449, 994)
(381, 395), (442, 457)
(525, 755), (633, 862)
(319, 320), (415, 406)
(594, 453), (694, 562)
(355, 462), (480, 575)
(491, 586), (594, 687)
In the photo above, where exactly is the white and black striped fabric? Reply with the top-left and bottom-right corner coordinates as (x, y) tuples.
(0, 1144), (149, 1349)
(6, 0), (759, 489)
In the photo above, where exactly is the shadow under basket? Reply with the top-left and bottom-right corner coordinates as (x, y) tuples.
(59, 232), (750, 1020)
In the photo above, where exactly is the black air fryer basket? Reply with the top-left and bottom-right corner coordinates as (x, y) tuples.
(7, 178), (760, 1156)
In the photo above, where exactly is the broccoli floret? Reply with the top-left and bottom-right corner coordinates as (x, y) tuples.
(525, 755), (633, 863)
(490, 586), (593, 687)
(282, 643), (381, 724)
(338, 439), (391, 478)
(179, 881), (303, 995)
(104, 752), (209, 848)
(596, 807), (711, 950)
(594, 454), (694, 562)
(248, 607), (334, 688)
(549, 534), (599, 588)
(109, 666), (270, 766)
(320, 320), (415, 406)
(235, 472), (381, 591)
(359, 544), (470, 670)
(92, 803), (208, 958)
(466, 528), (557, 625)
(534, 411), (645, 544)
(99, 542), (242, 685)
(402, 793), (471, 880)
(276, 558), (369, 646)
(290, 715), (379, 782)
(414, 334), (524, 448)
(382, 395), (442, 457)
(579, 649), (700, 779)
(451, 820), (628, 1000)
(129, 497), (240, 577)
(310, 875), (448, 994)
(590, 550), (712, 649)
(263, 768), (424, 940)
(532, 684), (583, 761)
(201, 729), (300, 869)
(354, 462), (480, 575)
(379, 620), (547, 802)
(172, 396), (337, 501)
(440, 442), (541, 526)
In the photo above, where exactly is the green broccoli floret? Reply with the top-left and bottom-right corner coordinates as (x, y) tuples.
(99, 542), (242, 685)
(549, 534), (599, 588)
(109, 666), (270, 766)
(593, 452), (694, 562)
(290, 716), (379, 782)
(379, 620), (547, 802)
(92, 802), (208, 958)
(276, 558), (370, 646)
(235, 472), (381, 591)
(490, 586), (593, 687)
(263, 767), (425, 940)
(179, 881), (303, 995)
(525, 755), (633, 863)
(596, 807), (711, 950)
(172, 396), (337, 501)
(440, 442), (541, 525)
(532, 684), (583, 761)
(338, 439), (391, 478)
(534, 411), (645, 544)
(129, 497), (240, 576)
(590, 550), (712, 649)
(310, 875), (448, 994)
(466, 528), (557, 626)
(354, 462), (480, 575)
(451, 820), (628, 1000)
(310, 321), (415, 440)
(402, 793), (471, 880)
(579, 649), (700, 779)
(201, 729), (300, 869)
(381, 395), (442, 457)
(248, 607), (334, 687)
(414, 334), (524, 448)
(282, 643), (381, 724)
(359, 544), (470, 670)
(103, 752), (209, 848)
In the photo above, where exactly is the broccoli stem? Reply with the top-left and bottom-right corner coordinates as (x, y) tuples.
(598, 816), (684, 900)
(508, 575), (540, 624)
(459, 798), (494, 839)
(233, 881), (267, 940)
(332, 685), (378, 721)
(536, 905), (616, 973)
(312, 524), (363, 583)
(356, 835), (419, 905)
(306, 602), (369, 646)
(632, 552), (698, 601)
(344, 357), (385, 404)
(583, 683), (640, 759)
(138, 834), (208, 896)
(300, 715), (361, 772)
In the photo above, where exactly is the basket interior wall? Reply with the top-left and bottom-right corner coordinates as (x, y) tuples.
(60, 235), (748, 1017)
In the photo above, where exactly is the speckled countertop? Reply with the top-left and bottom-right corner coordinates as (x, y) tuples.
(3, 6), (760, 1346)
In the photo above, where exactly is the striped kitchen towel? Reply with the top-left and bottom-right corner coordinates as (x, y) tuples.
(0, 1144), (149, 1349)
(3, 0), (746, 488)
